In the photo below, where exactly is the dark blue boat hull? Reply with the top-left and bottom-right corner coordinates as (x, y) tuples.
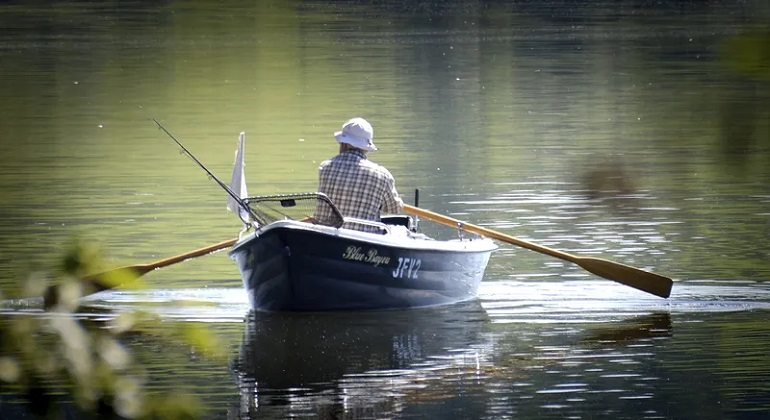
(229, 222), (496, 312)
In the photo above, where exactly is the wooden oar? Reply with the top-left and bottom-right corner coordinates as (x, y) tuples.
(403, 204), (673, 298)
(44, 238), (238, 308)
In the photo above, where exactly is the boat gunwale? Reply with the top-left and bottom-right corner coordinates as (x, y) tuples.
(228, 219), (498, 255)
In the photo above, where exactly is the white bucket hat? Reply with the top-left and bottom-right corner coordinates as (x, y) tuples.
(334, 117), (378, 151)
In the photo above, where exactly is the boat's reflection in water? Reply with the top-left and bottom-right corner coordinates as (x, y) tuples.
(233, 300), (491, 418)
(233, 300), (673, 419)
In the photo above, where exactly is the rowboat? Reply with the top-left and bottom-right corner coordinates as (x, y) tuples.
(214, 128), (669, 311)
(228, 193), (497, 312)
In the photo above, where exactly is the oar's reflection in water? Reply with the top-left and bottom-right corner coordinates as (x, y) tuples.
(580, 313), (673, 345)
(233, 300), (489, 415)
(392, 312), (675, 417)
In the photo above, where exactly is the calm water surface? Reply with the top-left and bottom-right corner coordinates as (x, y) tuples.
(1, 1), (769, 418)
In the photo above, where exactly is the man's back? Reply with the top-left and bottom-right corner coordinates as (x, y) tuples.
(316, 149), (402, 232)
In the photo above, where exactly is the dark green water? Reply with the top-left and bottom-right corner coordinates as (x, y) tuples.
(1, 1), (768, 418)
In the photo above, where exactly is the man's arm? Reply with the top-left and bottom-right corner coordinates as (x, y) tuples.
(381, 175), (404, 215)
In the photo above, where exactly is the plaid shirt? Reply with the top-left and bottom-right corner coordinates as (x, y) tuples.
(316, 149), (404, 232)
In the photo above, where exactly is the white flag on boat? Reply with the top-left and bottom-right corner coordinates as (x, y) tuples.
(227, 132), (249, 222)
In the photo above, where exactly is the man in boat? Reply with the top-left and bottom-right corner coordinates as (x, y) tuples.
(313, 117), (404, 233)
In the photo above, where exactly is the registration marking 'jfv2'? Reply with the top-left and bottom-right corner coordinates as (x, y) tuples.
(393, 257), (421, 279)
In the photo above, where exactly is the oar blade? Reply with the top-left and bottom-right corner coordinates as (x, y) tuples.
(82, 264), (152, 292)
(577, 256), (673, 298)
(43, 265), (150, 309)
(42, 237), (238, 310)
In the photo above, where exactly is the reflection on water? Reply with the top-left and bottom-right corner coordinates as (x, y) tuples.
(233, 301), (489, 418)
(232, 300), (676, 419)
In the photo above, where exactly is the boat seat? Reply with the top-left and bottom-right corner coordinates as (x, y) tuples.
(381, 215), (416, 232)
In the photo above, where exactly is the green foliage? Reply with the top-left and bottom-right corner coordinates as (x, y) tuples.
(0, 239), (225, 419)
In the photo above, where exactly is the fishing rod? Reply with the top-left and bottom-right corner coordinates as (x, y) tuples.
(152, 118), (258, 224)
